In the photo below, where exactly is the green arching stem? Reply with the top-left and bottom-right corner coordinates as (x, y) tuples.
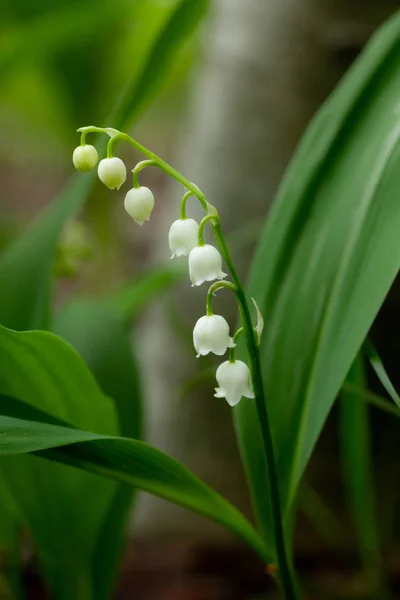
(198, 214), (219, 246)
(108, 130), (211, 212)
(180, 191), (196, 219)
(206, 281), (237, 316)
(132, 160), (157, 188)
(78, 125), (106, 147)
(78, 126), (301, 599)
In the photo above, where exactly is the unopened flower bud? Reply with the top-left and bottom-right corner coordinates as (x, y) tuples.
(188, 244), (226, 287)
(72, 145), (98, 172)
(214, 360), (255, 406)
(124, 186), (154, 225)
(98, 157), (126, 190)
(169, 218), (199, 258)
(193, 314), (235, 357)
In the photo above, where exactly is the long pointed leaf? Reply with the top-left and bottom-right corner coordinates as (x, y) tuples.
(0, 401), (269, 564)
(235, 11), (400, 551)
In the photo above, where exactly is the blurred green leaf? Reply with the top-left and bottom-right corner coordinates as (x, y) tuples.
(234, 11), (400, 552)
(364, 339), (400, 409)
(0, 398), (270, 564)
(0, 174), (94, 330)
(340, 356), (386, 596)
(0, 1), (126, 83)
(109, 262), (185, 321)
(114, 0), (209, 126)
(0, 505), (24, 600)
(342, 382), (400, 418)
(298, 484), (346, 550)
(0, 324), (119, 600)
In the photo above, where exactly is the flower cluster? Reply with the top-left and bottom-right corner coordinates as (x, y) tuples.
(72, 128), (262, 406)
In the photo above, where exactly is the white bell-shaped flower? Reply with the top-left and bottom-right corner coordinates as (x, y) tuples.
(169, 218), (199, 258)
(98, 157), (127, 190)
(124, 186), (154, 225)
(193, 314), (235, 357)
(72, 145), (98, 172)
(188, 244), (226, 287)
(214, 360), (255, 406)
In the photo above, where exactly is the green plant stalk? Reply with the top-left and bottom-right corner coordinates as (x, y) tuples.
(213, 223), (300, 600)
(81, 127), (300, 599)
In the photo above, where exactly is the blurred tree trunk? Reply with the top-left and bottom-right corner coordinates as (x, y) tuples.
(134, 0), (398, 541)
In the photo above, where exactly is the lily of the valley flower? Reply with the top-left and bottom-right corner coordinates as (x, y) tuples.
(169, 218), (199, 258)
(193, 314), (235, 357)
(214, 360), (254, 406)
(98, 157), (127, 190)
(124, 186), (154, 225)
(72, 145), (98, 172)
(188, 244), (226, 287)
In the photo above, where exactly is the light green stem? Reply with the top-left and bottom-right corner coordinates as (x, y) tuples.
(198, 214), (219, 245)
(229, 327), (244, 362)
(132, 159), (157, 188)
(206, 281), (237, 315)
(180, 191), (196, 219)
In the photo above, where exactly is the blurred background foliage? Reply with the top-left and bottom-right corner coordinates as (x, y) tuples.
(0, 0), (205, 278)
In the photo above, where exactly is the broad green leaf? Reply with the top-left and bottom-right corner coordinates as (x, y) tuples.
(53, 300), (141, 599)
(235, 11), (400, 551)
(0, 398), (269, 564)
(0, 324), (118, 600)
(340, 356), (386, 596)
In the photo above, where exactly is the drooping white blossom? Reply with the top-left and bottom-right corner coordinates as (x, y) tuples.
(193, 314), (235, 357)
(169, 218), (199, 258)
(124, 186), (155, 225)
(188, 244), (226, 287)
(214, 360), (255, 406)
(72, 145), (98, 172)
(98, 157), (127, 190)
